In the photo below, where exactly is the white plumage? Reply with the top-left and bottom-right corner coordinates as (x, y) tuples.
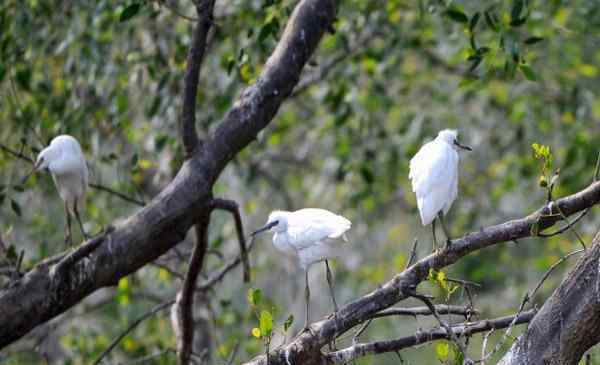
(409, 129), (470, 247)
(31, 135), (89, 244)
(267, 208), (351, 268)
(252, 208), (351, 328)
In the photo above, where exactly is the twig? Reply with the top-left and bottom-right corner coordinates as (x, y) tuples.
(480, 330), (494, 365)
(154, 0), (199, 21)
(225, 342), (240, 365)
(406, 238), (418, 268)
(89, 183), (145, 206)
(119, 349), (176, 365)
(476, 248), (583, 363)
(93, 301), (174, 365)
(324, 310), (536, 364)
(211, 198), (251, 282)
(369, 305), (476, 319)
(197, 234), (258, 291)
(410, 293), (473, 363)
(538, 209), (588, 237)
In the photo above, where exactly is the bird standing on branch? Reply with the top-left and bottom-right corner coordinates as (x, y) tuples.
(252, 208), (352, 329)
(409, 129), (471, 250)
(24, 135), (89, 245)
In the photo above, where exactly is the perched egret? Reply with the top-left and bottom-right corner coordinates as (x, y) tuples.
(409, 129), (471, 250)
(252, 208), (352, 329)
(24, 135), (89, 244)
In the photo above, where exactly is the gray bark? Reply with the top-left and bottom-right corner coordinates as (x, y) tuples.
(499, 232), (600, 365)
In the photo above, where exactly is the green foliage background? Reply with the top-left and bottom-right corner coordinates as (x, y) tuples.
(1, 0), (600, 363)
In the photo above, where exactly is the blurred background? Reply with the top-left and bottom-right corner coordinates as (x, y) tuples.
(1, 0), (600, 363)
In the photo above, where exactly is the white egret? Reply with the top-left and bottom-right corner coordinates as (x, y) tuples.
(24, 135), (89, 244)
(252, 208), (352, 329)
(409, 129), (471, 250)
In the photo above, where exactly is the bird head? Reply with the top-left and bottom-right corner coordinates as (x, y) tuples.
(437, 129), (472, 151)
(34, 145), (59, 172)
(251, 211), (288, 236)
(21, 145), (56, 185)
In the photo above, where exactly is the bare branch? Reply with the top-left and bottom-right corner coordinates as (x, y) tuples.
(242, 179), (600, 365)
(93, 300), (174, 365)
(88, 183), (146, 206)
(175, 216), (210, 365)
(211, 198), (250, 282)
(325, 310), (536, 364)
(180, 0), (215, 157)
(198, 234), (259, 291)
(369, 305), (476, 319)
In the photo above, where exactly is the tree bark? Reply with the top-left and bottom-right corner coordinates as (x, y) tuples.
(499, 232), (600, 365)
(0, 0), (336, 349)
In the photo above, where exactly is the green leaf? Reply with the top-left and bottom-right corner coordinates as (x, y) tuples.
(520, 64), (537, 81)
(524, 36), (544, 45)
(436, 342), (450, 360)
(10, 199), (21, 217)
(120, 3), (142, 22)
(248, 288), (262, 306)
(283, 315), (294, 332)
(444, 8), (469, 24)
(259, 310), (273, 337)
(511, 0), (524, 22)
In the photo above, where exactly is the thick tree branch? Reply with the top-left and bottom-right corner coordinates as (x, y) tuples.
(499, 233), (600, 365)
(325, 310), (536, 364)
(0, 0), (336, 351)
(242, 180), (600, 365)
(180, 0), (215, 157)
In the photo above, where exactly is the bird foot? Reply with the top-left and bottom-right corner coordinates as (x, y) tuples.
(301, 325), (317, 337)
(445, 239), (452, 248)
(64, 235), (72, 246)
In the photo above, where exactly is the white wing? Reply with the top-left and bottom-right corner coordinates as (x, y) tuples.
(409, 141), (458, 225)
(286, 208), (351, 250)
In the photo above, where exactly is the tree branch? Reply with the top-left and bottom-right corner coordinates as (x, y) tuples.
(180, 0), (215, 157)
(175, 215), (210, 365)
(93, 300), (174, 365)
(242, 180), (600, 365)
(0, 0), (331, 350)
(211, 198), (250, 282)
(325, 310), (536, 364)
(369, 305), (476, 319)
(499, 234), (600, 364)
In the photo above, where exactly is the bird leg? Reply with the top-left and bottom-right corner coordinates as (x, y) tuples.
(304, 269), (311, 331)
(431, 219), (438, 252)
(73, 202), (89, 241)
(438, 212), (452, 247)
(325, 260), (338, 351)
(324, 260), (338, 313)
(64, 202), (72, 246)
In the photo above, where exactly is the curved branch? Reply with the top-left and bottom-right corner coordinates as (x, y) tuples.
(0, 0), (336, 350)
(175, 216), (210, 365)
(242, 180), (600, 365)
(325, 310), (536, 364)
(180, 1), (215, 157)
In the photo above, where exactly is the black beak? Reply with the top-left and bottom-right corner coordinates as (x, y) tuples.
(21, 164), (38, 185)
(454, 140), (472, 151)
(251, 221), (278, 236)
